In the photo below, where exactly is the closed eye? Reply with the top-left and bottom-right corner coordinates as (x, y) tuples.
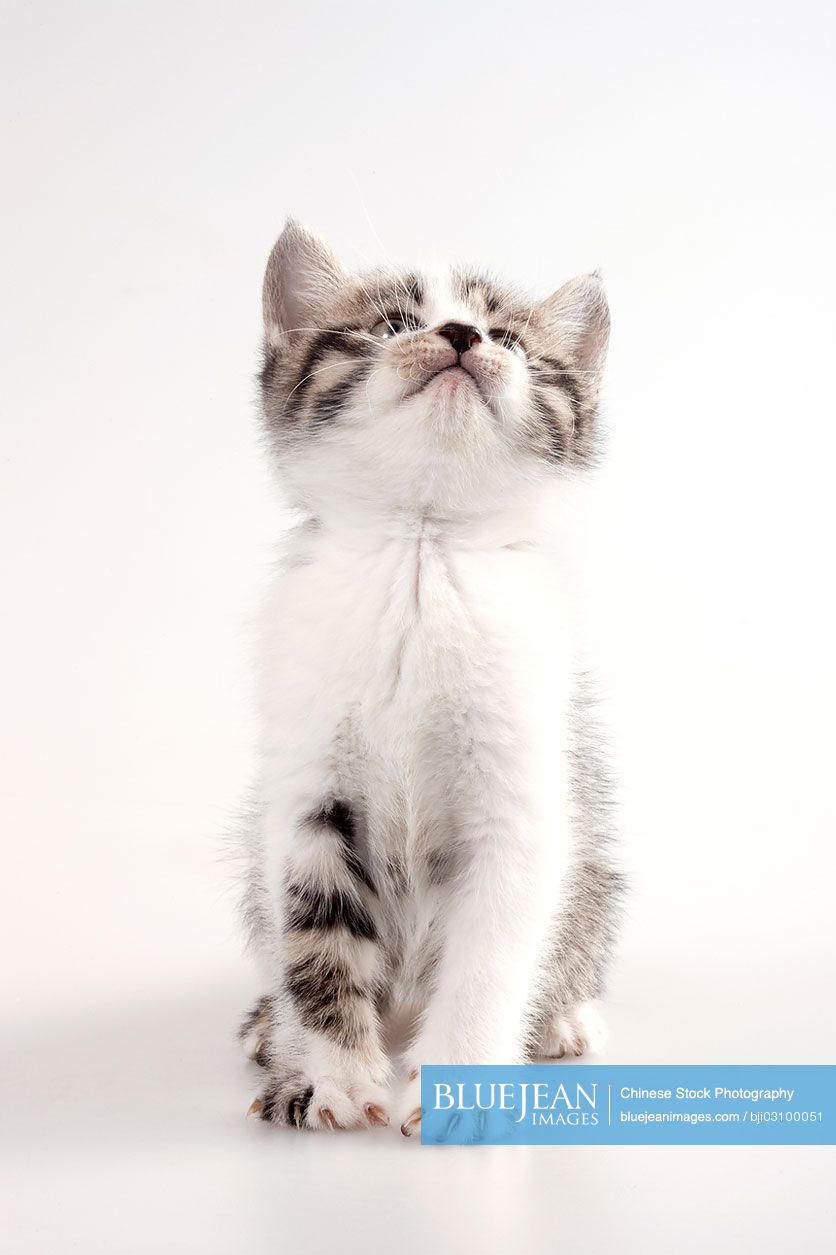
(488, 327), (527, 360)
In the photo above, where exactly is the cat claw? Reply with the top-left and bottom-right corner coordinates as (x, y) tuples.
(247, 1098), (263, 1117)
(556, 1042), (582, 1058)
(319, 1106), (338, 1130)
(400, 1108), (421, 1137)
(364, 1102), (389, 1127)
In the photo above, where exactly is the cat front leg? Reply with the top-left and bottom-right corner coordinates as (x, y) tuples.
(399, 723), (573, 1135)
(249, 800), (392, 1130)
(526, 852), (625, 1061)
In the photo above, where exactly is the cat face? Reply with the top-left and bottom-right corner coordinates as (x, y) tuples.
(259, 221), (609, 521)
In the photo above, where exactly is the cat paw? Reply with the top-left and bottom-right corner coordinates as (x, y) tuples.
(248, 1071), (390, 1131)
(534, 999), (608, 1060)
(238, 995), (273, 1068)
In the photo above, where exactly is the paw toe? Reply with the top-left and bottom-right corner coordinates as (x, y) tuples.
(239, 995), (274, 1065)
(364, 1101), (389, 1128)
(397, 1071), (422, 1137)
(536, 1000), (608, 1060)
(251, 1074), (390, 1132)
(248, 1075), (313, 1127)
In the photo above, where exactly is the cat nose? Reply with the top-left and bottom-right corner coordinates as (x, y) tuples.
(436, 322), (482, 355)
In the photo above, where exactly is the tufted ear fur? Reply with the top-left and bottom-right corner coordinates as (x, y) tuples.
(537, 273), (610, 388)
(262, 219), (346, 346)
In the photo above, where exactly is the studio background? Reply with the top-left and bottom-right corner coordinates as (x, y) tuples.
(2, 2), (834, 1252)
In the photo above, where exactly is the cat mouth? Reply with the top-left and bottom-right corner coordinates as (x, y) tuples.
(412, 363), (482, 399)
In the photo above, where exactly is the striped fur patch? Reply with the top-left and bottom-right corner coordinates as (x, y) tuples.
(280, 800), (380, 1050)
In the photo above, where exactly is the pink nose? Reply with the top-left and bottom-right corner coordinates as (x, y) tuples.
(436, 322), (482, 355)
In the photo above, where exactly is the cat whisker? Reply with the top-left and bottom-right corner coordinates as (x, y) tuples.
(282, 358), (359, 409)
(278, 326), (380, 346)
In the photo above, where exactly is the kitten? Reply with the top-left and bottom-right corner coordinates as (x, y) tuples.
(238, 221), (624, 1135)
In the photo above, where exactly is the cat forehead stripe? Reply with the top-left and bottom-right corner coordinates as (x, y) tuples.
(453, 270), (504, 313)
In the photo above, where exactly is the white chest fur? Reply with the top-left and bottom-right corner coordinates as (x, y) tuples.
(258, 519), (578, 796)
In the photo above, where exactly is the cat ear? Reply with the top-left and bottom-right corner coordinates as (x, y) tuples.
(262, 219), (346, 345)
(537, 273), (610, 387)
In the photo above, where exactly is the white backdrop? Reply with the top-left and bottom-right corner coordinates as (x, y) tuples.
(2, 3), (835, 1253)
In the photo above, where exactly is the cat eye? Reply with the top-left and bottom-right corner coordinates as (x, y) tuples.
(489, 328), (527, 360)
(371, 316), (410, 338)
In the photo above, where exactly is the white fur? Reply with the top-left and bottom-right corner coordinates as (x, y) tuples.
(247, 258), (608, 1130)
